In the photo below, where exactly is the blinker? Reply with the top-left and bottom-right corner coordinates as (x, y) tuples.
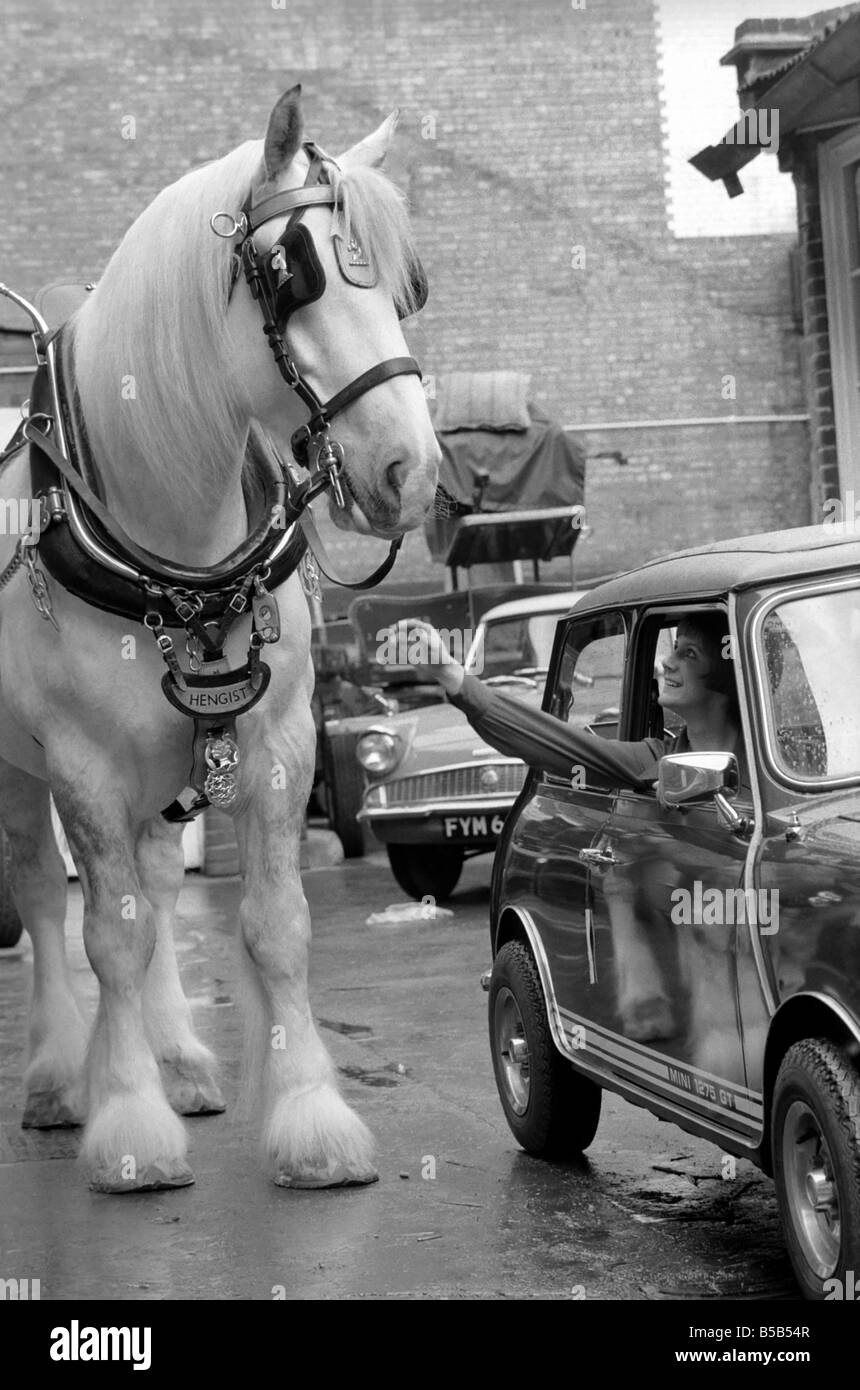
(261, 223), (325, 330)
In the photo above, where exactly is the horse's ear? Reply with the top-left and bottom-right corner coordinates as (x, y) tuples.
(263, 84), (304, 181)
(338, 110), (399, 170)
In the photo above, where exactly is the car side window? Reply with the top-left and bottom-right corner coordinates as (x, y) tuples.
(550, 612), (627, 737)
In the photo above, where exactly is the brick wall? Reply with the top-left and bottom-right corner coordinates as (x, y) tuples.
(1, 0), (810, 588)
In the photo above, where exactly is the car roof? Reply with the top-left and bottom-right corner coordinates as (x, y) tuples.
(567, 525), (860, 617)
(480, 591), (586, 625)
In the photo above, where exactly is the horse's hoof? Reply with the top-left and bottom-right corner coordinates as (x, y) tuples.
(161, 1060), (226, 1116)
(178, 1089), (226, 1117)
(165, 1080), (226, 1116)
(22, 1090), (85, 1130)
(274, 1162), (379, 1190)
(89, 1160), (196, 1194)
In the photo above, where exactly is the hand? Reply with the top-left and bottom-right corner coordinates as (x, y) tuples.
(395, 619), (466, 695)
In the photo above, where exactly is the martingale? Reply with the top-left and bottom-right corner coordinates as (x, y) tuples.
(0, 137), (430, 824)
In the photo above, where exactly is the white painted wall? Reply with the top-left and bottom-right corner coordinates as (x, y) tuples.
(656, 0), (819, 237)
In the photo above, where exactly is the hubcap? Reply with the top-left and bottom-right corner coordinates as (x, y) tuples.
(494, 987), (530, 1115)
(782, 1099), (841, 1278)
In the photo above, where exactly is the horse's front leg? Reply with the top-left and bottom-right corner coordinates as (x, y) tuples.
(234, 700), (377, 1189)
(136, 816), (225, 1115)
(52, 768), (193, 1193)
(0, 758), (88, 1128)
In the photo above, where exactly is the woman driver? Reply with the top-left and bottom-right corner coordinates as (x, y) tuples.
(397, 611), (747, 792)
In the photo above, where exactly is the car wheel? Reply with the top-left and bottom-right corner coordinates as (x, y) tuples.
(386, 843), (464, 902)
(489, 939), (601, 1158)
(0, 829), (23, 949)
(772, 1038), (860, 1299)
(321, 727), (365, 859)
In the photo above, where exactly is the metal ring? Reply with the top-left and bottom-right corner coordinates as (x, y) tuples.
(22, 414), (52, 435)
(209, 211), (247, 239)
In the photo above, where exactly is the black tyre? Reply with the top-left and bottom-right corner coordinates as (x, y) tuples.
(772, 1037), (860, 1300)
(321, 727), (365, 859)
(489, 939), (601, 1157)
(386, 842), (464, 902)
(0, 829), (23, 949)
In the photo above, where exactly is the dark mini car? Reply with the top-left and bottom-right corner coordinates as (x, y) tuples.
(487, 525), (860, 1299)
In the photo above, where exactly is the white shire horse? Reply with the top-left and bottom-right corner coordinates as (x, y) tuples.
(0, 85), (439, 1191)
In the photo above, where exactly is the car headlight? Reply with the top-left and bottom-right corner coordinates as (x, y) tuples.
(356, 730), (401, 775)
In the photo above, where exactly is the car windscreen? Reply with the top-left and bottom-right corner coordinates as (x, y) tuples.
(759, 586), (860, 782)
(466, 613), (563, 679)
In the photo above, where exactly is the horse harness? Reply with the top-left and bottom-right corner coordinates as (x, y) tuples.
(0, 141), (428, 823)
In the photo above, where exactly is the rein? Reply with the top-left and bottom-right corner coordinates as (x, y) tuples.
(0, 142), (429, 823)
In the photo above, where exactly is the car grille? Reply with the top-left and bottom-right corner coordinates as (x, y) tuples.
(384, 762), (526, 806)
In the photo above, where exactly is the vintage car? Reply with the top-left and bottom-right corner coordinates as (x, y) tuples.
(356, 591), (588, 900)
(486, 524), (860, 1300)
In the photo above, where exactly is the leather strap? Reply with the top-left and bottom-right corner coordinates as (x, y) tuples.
(297, 508), (402, 590)
(27, 343), (306, 593)
(26, 417), (291, 591)
(316, 357), (422, 425)
(245, 183), (337, 233)
(24, 418), (144, 548)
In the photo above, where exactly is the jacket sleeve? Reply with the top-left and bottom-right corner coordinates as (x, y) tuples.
(447, 675), (662, 790)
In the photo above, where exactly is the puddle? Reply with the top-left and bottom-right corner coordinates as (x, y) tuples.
(318, 1018), (374, 1038)
(338, 1064), (400, 1088)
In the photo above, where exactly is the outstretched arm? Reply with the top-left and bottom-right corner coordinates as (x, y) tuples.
(397, 621), (660, 790)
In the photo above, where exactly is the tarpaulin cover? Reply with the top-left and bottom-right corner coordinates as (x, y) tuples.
(425, 403), (587, 564)
(434, 403), (586, 511)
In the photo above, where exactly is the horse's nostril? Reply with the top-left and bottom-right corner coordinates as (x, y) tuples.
(386, 461), (405, 495)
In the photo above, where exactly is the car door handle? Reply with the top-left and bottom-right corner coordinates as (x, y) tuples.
(579, 846), (618, 866)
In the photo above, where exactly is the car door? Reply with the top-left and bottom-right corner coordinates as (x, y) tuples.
(504, 610), (629, 1050)
(581, 609), (758, 1137)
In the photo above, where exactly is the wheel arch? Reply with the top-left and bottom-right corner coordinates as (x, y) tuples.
(760, 993), (860, 1174)
(493, 904), (531, 956)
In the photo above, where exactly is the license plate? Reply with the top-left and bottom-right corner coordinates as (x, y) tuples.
(443, 813), (506, 839)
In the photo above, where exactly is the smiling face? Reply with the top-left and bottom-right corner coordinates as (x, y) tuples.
(658, 619), (729, 718)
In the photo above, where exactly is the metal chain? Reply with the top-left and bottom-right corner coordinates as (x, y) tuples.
(185, 632), (203, 673)
(24, 545), (60, 630)
(0, 538), (60, 629)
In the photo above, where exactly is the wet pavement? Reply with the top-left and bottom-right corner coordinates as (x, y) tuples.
(0, 851), (801, 1301)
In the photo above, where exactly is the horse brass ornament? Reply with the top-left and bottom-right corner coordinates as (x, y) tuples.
(204, 732), (241, 809)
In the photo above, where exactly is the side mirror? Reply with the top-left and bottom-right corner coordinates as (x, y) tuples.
(657, 751), (739, 806)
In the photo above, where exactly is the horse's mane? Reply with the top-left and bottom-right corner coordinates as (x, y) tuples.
(72, 138), (421, 510)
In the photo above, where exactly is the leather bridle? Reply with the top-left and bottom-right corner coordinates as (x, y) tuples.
(212, 140), (427, 518)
